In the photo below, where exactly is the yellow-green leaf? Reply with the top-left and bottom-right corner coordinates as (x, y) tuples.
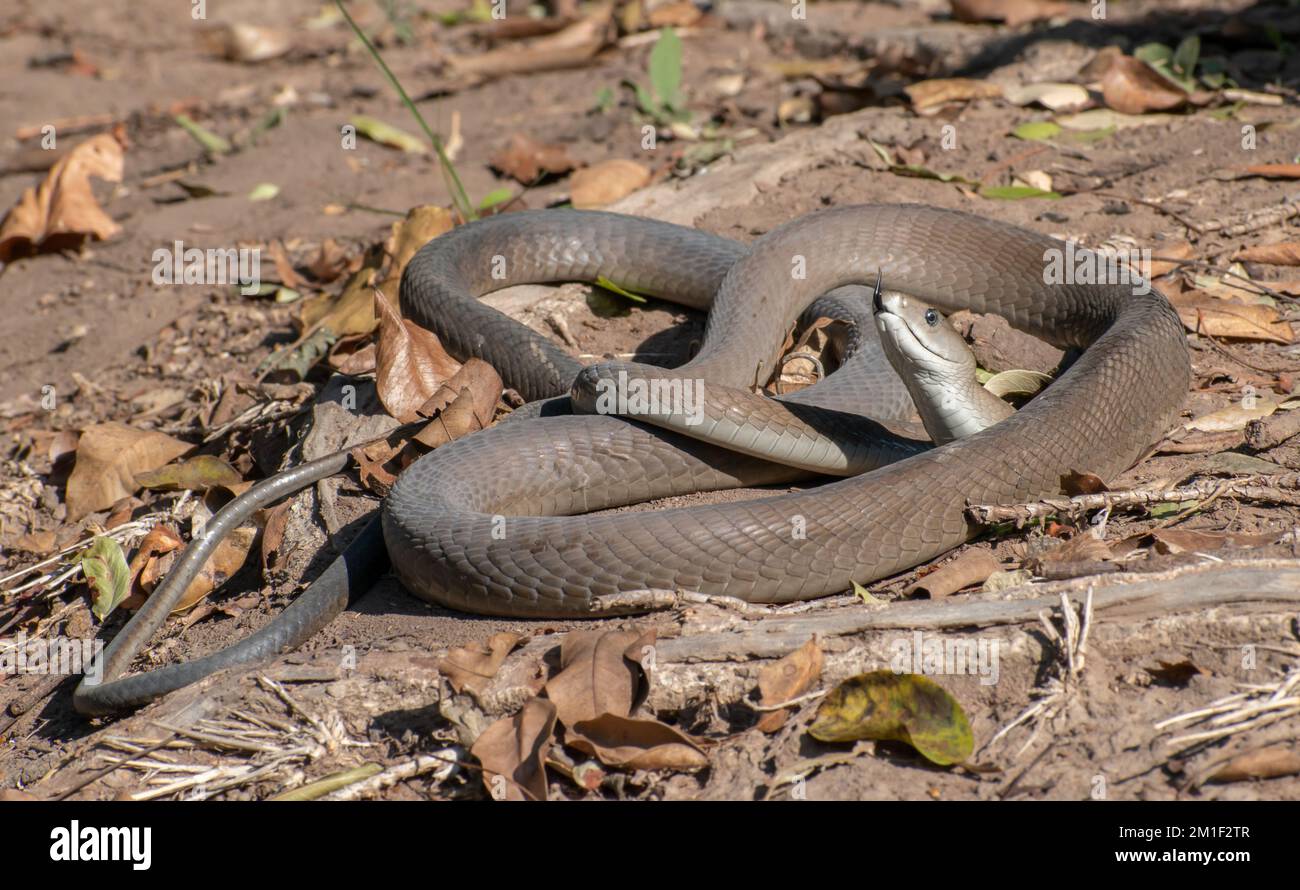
(809, 670), (973, 766)
(980, 185), (1062, 200)
(135, 455), (244, 492)
(595, 276), (648, 303)
(82, 536), (131, 621)
(351, 115), (427, 153)
(1011, 121), (1061, 141)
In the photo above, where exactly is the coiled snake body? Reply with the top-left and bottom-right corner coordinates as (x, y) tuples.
(73, 204), (1189, 714)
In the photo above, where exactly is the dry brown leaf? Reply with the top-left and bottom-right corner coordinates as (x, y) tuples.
(1149, 241), (1194, 277)
(1240, 163), (1300, 180)
(568, 713), (709, 771)
(122, 524), (184, 609)
(438, 632), (524, 698)
(1102, 56), (1189, 115)
(65, 422), (192, 520)
(413, 358), (503, 448)
(1210, 744), (1300, 783)
(374, 289), (462, 423)
(489, 133), (576, 184)
(470, 697), (557, 801)
(448, 11), (611, 79)
(1061, 469), (1109, 495)
(544, 628), (655, 729)
(1172, 292), (1295, 344)
(0, 133), (124, 262)
(904, 78), (1002, 112)
(267, 239), (302, 290)
(906, 550), (1000, 599)
(1146, 528), (1280, 555)
(755, 637), (824, 733)
(1234, 241), (1300, 266)
(569, 160), (651, 209)
(135, 454), (243, 492)
(949, 0), (1072, 26)
(648, 0), (704, 26)
(170, 525), (258, 613)
(14, 530), (58, 555)
(306, 237), (352, 282)
(260, 500), (291, 575)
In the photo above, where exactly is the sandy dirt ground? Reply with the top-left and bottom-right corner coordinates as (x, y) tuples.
(2, 0), (1300, 801)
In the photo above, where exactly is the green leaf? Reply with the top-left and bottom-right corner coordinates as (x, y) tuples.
(350, 114), (427, 153)
(477, 188), (513, 210)
(1150, 500), (1196, 518)
(248, 182), (280, 202)
(595, 275), (648, 303)
(593, 86), (614, 114)
(1134, 43), (1174, 67)
(174, 114), (232, 155)
(1063, 125), (1116, 144)
(1011, 121), (1061, 141)
(83, 536), (131, 622)
(1172, 35), (1200, 77)
(809, 671), (974, 766)
(851, 580), (883, 605)
(649, 27), (683, 111)
(979, 185), (1062, 200)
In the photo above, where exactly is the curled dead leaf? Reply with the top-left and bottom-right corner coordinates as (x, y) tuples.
(545, 628), (656, 729)
(470, 697), (557, 801)
(0, 133), (125, 261)
(1102, 56), (1188, 115)
(439, 632), (524, 699)
(568, 713), (709, 771)
(374, 289), (462, 423)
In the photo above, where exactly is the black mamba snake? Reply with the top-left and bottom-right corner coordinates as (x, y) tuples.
(73, 204), (1189, 715)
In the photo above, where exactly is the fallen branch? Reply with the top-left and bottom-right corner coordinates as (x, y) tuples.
(653, 559), (1300, 664)
(967, 473), (1300, 526)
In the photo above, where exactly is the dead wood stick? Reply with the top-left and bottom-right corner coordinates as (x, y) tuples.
(653, 559), (1300, 664)
(966, 472), (1300, 525)
(1246, 409), (1300, 451)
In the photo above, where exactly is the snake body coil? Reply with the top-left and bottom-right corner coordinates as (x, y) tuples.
(74, 204), (1189, 714)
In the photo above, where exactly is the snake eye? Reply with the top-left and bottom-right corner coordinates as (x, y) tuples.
(924, 308), (939, 326)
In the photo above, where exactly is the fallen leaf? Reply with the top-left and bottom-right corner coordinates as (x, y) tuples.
(545, 628), (655, 728)
(1210, 744), (1300, 783)
(569, 160), (651, 208)
(755, 637), (824, 733)
(413, 358), (503, 448)
(1060, 470), (1108, 495)
(1239, 163), (1300, 180)
(350, 115), (426, 154)
(260, 500), (291, 574)
(374, 289), (462, 423)
(447, 10), (612, 79)
(1185, 397), (1295, 433)
(14, 530), (57, 555)
(122, 524), (184, 609)
(1234, 241), (1300, 266)
(949, 0), (1072, 26)
(1102, 55), (1190, 114)
(568, 713), (709, 771)
(65, 423), (192, 520)
(1146, 528), (1280, 555)
(135, 454), (244, 492)
(470, 697), (557, 801)
(201, 23), (293, 62)
(170, 525), (258, 612)
(83, 536), (131, 621)
(1011, 121), (1061, 141)
(1056, 108), (1175, 130)
(906, 550), (1000, 598)
(1149, 241), (1194, 276)
(1002, 82), (1089, 111)
(489, 133), (576, 184)
(439, 632), (524, 698)
(0, 133), (124, 262)
(809, 671), (973, 766)
(904, 78), (1002, 112)
(1174, 295), (1295, 344)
